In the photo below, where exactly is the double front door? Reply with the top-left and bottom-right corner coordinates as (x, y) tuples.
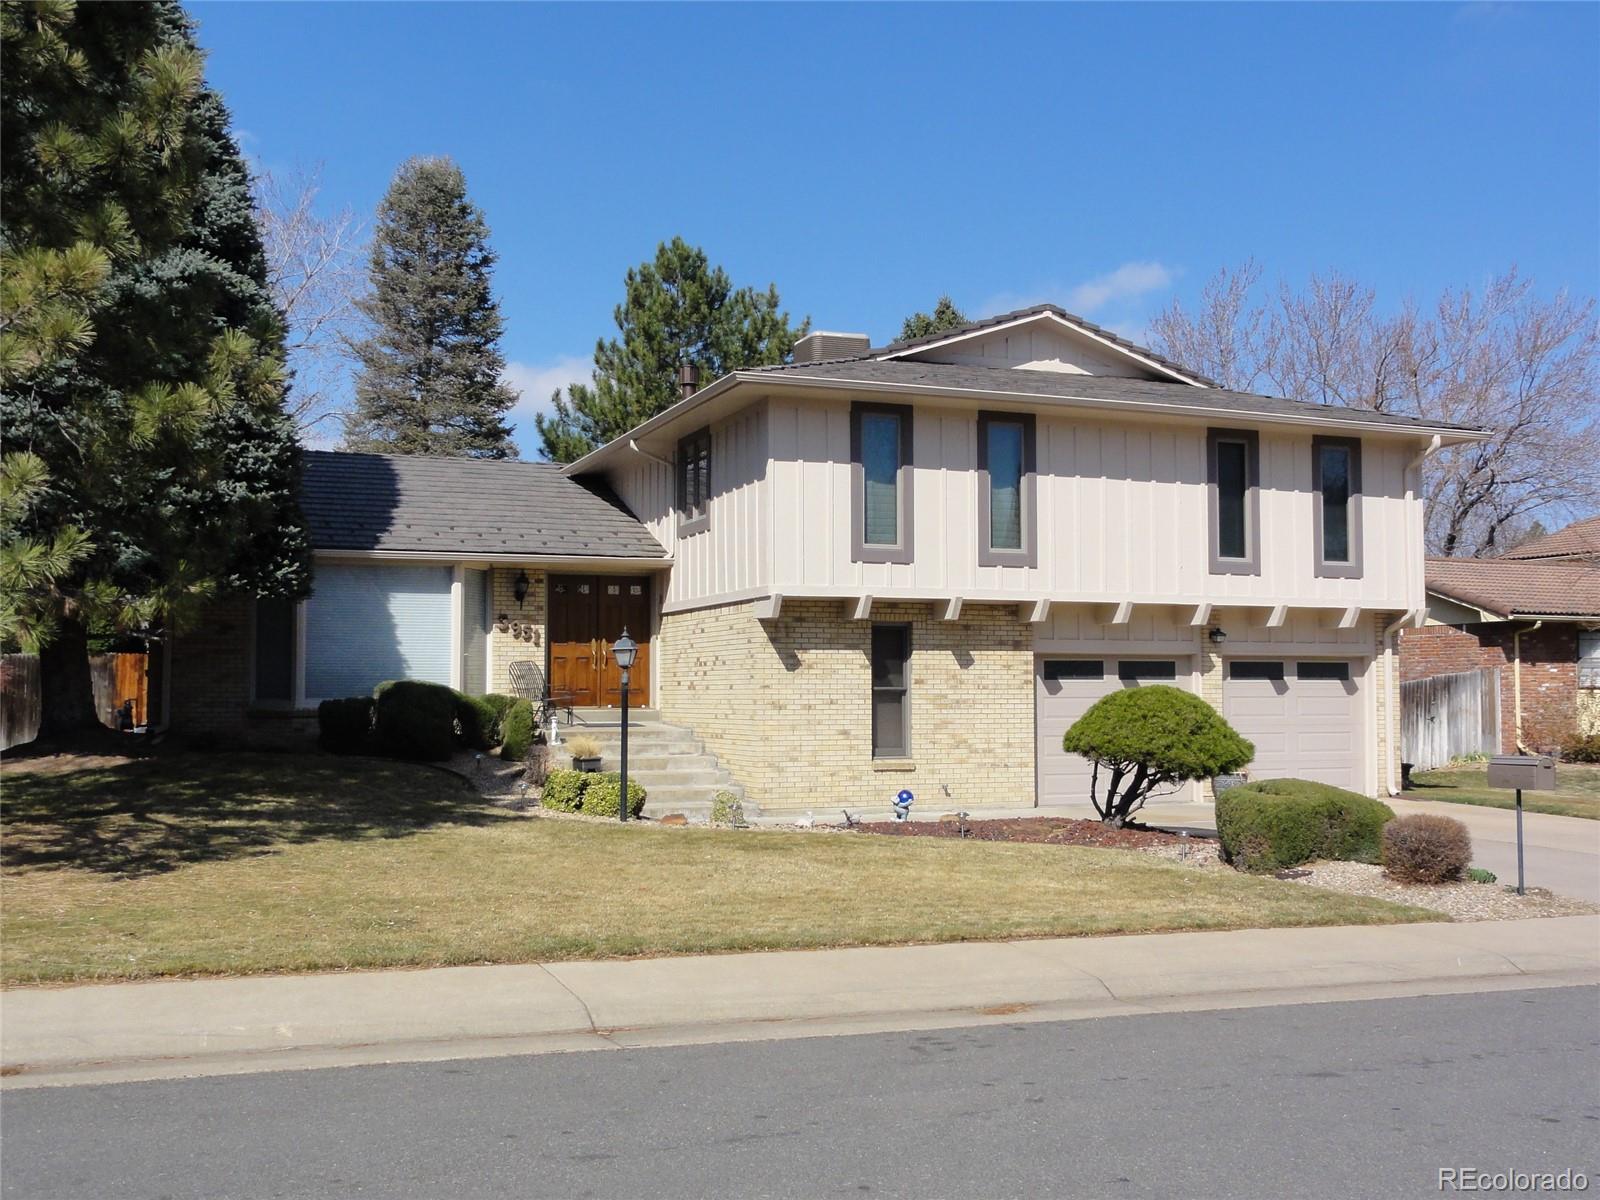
(548, 575), (653, 708)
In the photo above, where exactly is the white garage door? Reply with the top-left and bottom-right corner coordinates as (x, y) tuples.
(1222, 659), (1363, 792)
(1035, 657), (1187, 806)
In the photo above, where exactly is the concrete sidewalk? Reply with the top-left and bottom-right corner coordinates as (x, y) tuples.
(4, 916), (1596, 1090)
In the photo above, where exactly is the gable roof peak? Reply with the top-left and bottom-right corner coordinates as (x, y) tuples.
(871, 302), (1218, 387)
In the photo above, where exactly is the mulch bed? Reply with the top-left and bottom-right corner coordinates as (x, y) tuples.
(854, 816), (1195, 850)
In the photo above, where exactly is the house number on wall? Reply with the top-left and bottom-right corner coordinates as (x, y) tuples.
(494, 616), (540, 643)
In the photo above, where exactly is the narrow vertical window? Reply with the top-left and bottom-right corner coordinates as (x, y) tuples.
(851, 402), (914, 563)
(870, 624), (911, 758)
(978, 412), (1036, 566)
(1207, 428), (1260, 575)
(253, 598), (295, 703)
(1313, 436), (1362, 577)
(677, 427), (711, 535)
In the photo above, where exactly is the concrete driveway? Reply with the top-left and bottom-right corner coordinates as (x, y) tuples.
(1144, 797), (1600, 904)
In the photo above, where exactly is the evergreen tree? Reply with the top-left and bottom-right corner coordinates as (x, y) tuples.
(536, 237), (806, 463)
(898, 295), (969, 342)
(0, 0), (311, 739)
(345, 157), (517, 459)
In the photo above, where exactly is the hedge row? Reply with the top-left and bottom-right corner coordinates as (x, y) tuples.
(317, 680), (538, 762)
(539, 769), (646, 818)
(1215, 778), (1394, 873)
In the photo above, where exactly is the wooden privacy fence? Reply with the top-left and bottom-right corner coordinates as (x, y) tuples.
(0, 651), (148, 751)
(1401, 667), (1500, 771)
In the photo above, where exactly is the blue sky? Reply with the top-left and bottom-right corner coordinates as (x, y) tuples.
(191, 1), (1600, 456)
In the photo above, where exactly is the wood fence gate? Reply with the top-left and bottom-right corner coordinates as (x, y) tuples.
(1400, 668), (1500, 770)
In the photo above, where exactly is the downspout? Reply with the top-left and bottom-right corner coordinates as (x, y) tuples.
(1382, 435), (1442, 795)
(1512, 619), (1544, 753)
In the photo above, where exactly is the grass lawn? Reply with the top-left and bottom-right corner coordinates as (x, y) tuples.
(1, 752), (1442, 986)
(1405, 761), (1600, 820)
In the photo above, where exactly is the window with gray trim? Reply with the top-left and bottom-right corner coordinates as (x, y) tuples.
(677, 427), (711, 535)
(871, 624), (911, 757)
(1579, 630), (1600, 688)
(1313, 436), (1362, 577)
(851, 402), (913, 564)
(978, 412), (1037, 567)
(1207, 428), (1260, 575)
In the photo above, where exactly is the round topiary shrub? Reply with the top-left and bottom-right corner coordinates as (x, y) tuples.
(581, 773), (647, 819)
(1382, 814), (1472, 884)
(499, 699), (538, 760)
(455, 694), (501, 751)
(372, 680), (458, 761)
(1061, 686), (1254, 825)
(317, 697), (374, 754)
(540, 769), (587, 812)
(1215, 778), (1395, 873)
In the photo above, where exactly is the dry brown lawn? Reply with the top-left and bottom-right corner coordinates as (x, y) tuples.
(1, 752), (1442, 986)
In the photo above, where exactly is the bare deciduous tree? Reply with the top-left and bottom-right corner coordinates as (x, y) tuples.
(1151, 266), (1598, 558)
(253, 165), (366, 437)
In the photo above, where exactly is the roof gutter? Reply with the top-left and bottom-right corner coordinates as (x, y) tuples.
(563, 372), (743, 476)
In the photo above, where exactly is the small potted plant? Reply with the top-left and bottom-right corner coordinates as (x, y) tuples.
(566, 735), (603, 773)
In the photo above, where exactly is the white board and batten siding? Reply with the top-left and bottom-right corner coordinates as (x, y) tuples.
(610, 404), (769, 609)
(760, 397), (1419, 613)
(896, 321), (1157, 378)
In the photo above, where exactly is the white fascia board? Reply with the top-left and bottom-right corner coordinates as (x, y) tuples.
(313, 549), (672, 570)
(749, 373), (1490, 445)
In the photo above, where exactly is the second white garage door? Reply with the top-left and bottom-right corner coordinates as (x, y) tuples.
(1035, 656), (1191, 806)
(1222, 659), (1364, 793)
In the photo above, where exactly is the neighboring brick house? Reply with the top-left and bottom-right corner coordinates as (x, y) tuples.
(168, 304), (1492, 808)
(1399, 548), (1600, 753)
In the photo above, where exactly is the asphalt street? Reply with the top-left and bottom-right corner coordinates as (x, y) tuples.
(4, 986), (1596, 1200)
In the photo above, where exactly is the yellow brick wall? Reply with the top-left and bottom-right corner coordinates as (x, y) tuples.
(1580, 689), (1600, 736)
(486, 567), (547, 695)
(1374, 610), (1402, 795)
(657, 598), (1035, 812)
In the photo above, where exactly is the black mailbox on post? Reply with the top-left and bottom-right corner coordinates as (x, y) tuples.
(1487, 755), (1557, 791)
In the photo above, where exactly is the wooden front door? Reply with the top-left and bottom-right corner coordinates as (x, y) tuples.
(548, 575), (652, 708)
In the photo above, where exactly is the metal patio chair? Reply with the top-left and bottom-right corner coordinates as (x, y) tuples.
(507, 659), (576, 730)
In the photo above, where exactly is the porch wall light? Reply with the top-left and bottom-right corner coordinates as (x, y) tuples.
(1208, 627), (1228, 645)
(513, 571), (531, 607)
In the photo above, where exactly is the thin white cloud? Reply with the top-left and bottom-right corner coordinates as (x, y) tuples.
(1064, 262), (1176, 314)
(978, 260), (1177, 320)
(504, 355), (593, 455)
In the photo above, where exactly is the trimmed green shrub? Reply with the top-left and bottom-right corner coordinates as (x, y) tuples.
(1062, 686), (1254, 825)
(372, 680), (458, 761)
(540, 769), (587, 812)
(479, 693), (520, 736)
(711, 790), (746, 827)
(581, 772), (647, 819)
(455, 694), (500, 751)
(1466, 867), (1498, 885)
(500, 699), (538, 760)
(1216, 778), (1394, 873)
(1560, 730), (1600, 764)
(1382, 814), (1471, 884)
(317, 697), (374, 754)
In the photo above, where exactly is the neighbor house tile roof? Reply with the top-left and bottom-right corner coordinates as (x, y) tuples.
(1498, 516), (1600, 562)
(748, 358), (1487, 436)
(1425, 557), (1600, 619)
(301, 451), (667, 559)
(869, 301), (1222, 386)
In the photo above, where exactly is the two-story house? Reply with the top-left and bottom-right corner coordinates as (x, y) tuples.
(168, 304), (1487, 811)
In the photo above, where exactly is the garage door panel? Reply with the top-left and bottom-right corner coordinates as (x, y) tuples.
(1223, 659), (1363, 793)
(1036, 656), (1188, 806)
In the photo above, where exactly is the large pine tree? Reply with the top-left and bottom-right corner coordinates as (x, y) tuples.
(536, 238), (806, 463)
(0, 0), (310, 740)
(345, 157), (517, 459)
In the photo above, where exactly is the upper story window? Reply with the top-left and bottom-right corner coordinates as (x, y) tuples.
(1313, 436), (1362, 577)
(978, 412), (1037, 567)
(1207, 427), (1260, 575)
(677, 427), (711, 536)
(851, 402), (913, 564)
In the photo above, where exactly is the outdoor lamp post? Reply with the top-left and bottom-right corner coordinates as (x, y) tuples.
(612, 629), (637, 822)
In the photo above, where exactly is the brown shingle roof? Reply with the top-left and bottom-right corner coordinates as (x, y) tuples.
(1426, 557), (1600, 619)
(1498, 516), (1600, 562)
